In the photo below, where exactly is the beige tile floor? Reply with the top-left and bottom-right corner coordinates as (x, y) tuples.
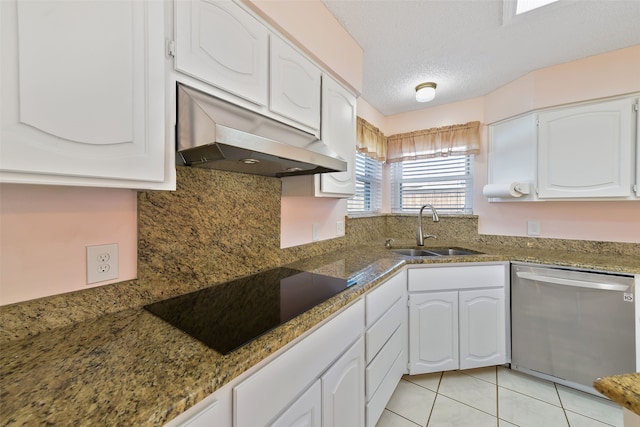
(377, 366), (623, 427)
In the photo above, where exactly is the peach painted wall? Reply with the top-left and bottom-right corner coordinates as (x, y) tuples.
(485, 45), (640, 124)
(0, 184), (137, 305)
(380, 46), (640, 243)
(280, 198), (347, 248)
(356, 98), (387, 130)
(476, 46), (640, 243)
(384, 97), (485, 135)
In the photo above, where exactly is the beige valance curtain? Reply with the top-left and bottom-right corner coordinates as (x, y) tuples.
(356, 117), (387, 162)
(386, 121), (481, 163)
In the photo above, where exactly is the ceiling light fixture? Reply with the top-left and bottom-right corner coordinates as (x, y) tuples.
(415, 82), (437, 103)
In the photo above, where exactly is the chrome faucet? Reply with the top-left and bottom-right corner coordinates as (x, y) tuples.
(416, 204), (439, 246)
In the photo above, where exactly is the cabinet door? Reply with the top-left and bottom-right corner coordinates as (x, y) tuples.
(409, 292), (458, 374)
(538, 98), (635, 198)
(487, 114), (537, 201)
(0, 0), (165, 186)
(459, 288), (506, 370)
(234, 300), (364, 427)
(318, 75), (357, 197)
(174, 0), (268, 106)
(164, 386), (232, 427)
(322, 337), (365, 427)
(270, 36), (321, 132)
(270, 380), (322, 427)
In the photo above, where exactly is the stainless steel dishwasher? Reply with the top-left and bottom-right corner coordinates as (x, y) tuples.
(511, 262), (636, 395)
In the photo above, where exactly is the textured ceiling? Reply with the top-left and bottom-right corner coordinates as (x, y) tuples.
(322, 0), (640, 116)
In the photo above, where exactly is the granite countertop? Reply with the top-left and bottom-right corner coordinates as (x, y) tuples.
(1, 243), (639, 426)
(594, 373), (640, 416)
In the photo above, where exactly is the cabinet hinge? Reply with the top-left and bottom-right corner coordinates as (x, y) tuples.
(634, 184), (638, 193)
(167, 40), (176, 57)
(633, 103), (639, 112)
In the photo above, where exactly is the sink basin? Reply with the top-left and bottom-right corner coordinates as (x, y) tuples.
(391, 249), (438, 256)
(391, 247), (483, 257)
(424, 247), (483, 256)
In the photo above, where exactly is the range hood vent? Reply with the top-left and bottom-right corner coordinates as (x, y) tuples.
(176, 83), (347, 177)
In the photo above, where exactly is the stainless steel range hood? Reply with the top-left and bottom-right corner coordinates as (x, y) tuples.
(176, 83), (347, 177)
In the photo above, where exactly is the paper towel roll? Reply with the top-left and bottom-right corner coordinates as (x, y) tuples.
(483, 183), (528, 198)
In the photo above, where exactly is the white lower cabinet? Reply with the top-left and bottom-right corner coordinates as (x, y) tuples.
(272, 380), (322, 427)
(363, 270), (408, 427)
(163, 385), (232, 427)
(409, 291), (458, 373)
(407, 263), (509, 375)
(322, 337), (366, 427)
(234, 300), (365, 427)
(459, 288), (506, 369)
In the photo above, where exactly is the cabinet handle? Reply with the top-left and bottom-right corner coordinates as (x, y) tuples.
(516, 271), (629, 292)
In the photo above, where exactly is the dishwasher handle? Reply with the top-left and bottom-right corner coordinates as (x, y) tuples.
(515, 271), (630, 292)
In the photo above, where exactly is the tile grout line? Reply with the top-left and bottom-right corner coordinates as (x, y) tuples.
(424, 372), (443, 427)
(555, 383), (572, 426)
(383, 408), (422, 427)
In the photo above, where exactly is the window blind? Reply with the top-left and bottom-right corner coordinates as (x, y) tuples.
(348, 152), (383, 213)
(390, 155), (473, 214)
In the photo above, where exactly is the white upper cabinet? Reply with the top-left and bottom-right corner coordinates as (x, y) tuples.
(486, 114), (537, 201)
(270, 36), (321, 132)
(174, 0), (269, 107)
(280, 75), (356, 198)
(319, 75), (357, 196)
(538, 97), (636, 199)
(1, 0), (167, 188)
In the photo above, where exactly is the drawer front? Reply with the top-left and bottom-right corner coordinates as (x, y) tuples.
(365, 345), (406, 427)
(365, 297), (405, 363)
(408, 264), (506, 292)
(234, 299), (364, 427)
(365, 270), (406, 327)
(365, 323), (404, 401)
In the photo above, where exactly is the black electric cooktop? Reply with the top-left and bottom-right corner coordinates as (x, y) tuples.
(144, 267), (355, 354)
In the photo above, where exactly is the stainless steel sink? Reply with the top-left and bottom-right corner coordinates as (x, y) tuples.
(390, 249), (439, 256)
(424, 247), (483, 256)
(391, 247), (483, 257)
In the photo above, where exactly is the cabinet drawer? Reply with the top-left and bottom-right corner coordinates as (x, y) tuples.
(365, 324), (404, 401)
(234, 299), (364, 427)
(366, 270), (406, 327)
(408, 264), (506, 292)
(365, 345), (405, 427)
(365, 297), (405, 363)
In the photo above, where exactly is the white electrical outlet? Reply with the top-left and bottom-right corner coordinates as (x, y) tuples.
(87, 243), (119, 284)
(312, 223), (320, 241)
(527, 220), (541, 236)
(336, 220), (345, 236)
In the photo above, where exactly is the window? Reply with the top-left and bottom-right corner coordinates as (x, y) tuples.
(348, 152), (382, 213)
(390, 155), (473, 214)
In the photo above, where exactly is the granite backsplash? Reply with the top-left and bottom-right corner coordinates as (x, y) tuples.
(1, 166), (638, 342)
